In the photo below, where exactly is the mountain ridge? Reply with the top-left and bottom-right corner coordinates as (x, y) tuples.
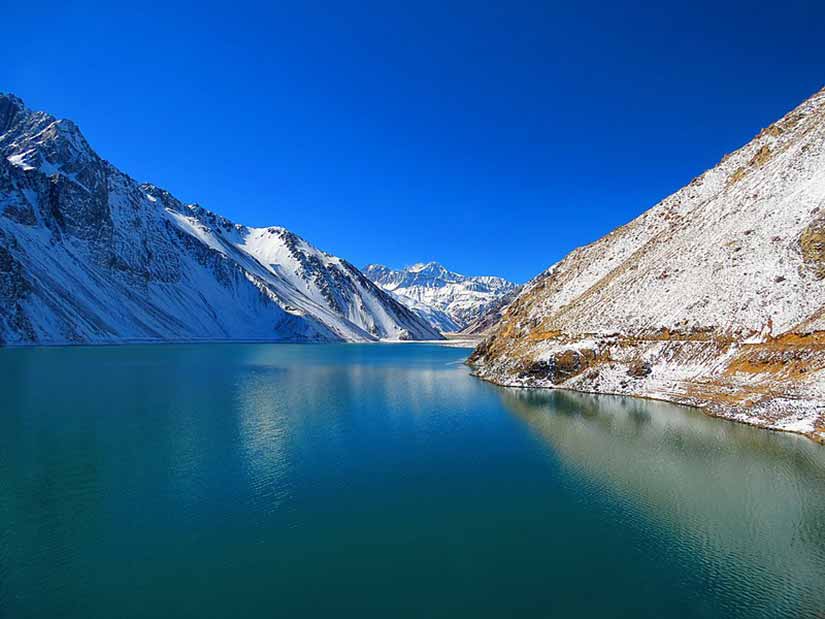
(0, 93), (441, 345)
(363, 261), (517, 332)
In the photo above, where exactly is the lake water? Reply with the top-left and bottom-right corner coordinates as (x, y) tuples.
(1, 343), (824, 618)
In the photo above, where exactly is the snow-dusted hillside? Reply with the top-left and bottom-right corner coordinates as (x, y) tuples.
(364, 262), (516, 332)
(470, 86), (825, 443)
(0, 94), (441, 345)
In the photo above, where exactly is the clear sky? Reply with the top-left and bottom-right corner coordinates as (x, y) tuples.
(3, 1), (824, 282)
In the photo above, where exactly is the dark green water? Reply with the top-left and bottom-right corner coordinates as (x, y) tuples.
(1, 343), (824, 618)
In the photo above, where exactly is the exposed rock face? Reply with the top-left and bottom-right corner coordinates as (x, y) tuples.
(800, 211), (825, 279)
(0, 94), (441, 345)
(469, 87), (825, 443)
(363, 261), (517, 332)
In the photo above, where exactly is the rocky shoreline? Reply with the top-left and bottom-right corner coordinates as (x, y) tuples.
(469, 361), (825, 445)
(467, 332), (825, 444)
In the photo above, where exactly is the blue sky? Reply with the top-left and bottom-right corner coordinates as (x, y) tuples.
(3, 1), (824, 282)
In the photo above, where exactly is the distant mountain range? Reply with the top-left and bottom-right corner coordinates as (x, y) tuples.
(470, 86), (825, 443)
(363, 262), (517, 333)
(0, 94), (441, 344)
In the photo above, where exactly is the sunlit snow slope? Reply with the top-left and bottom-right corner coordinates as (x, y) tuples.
(0, 94), (441, 345)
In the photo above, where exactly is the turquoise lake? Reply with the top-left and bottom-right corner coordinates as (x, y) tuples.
(1, 343), (824, 618)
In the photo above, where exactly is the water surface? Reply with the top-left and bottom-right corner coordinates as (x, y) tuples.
(1, 343), (823, 618)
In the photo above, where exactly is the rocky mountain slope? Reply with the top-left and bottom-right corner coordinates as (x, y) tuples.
(0, 94), (441, 345)
(469, 86), (825, 443)
(364, 262), (517, 332)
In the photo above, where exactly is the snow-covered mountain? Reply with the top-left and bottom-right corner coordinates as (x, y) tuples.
(470, 86), (825, 443)
(363, 262), (517, 332)
(0, 94), (441, 345)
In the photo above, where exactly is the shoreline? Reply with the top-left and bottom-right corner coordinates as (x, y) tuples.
(468, 366), (825, 446)
(0, 335), (479, 353)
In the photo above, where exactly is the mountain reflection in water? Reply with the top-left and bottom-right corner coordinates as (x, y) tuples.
(499, 388), (825, 616)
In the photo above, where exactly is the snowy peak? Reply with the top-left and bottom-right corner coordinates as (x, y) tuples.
(0, 94), (441, 345)
(365, 261), (460, 289)
(364, 262), (517, 332)
(1, 95), (96, 171)
(365, 261), (512, 292)
(0, 94), (25, 133)
(406, 261), (457, 282)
